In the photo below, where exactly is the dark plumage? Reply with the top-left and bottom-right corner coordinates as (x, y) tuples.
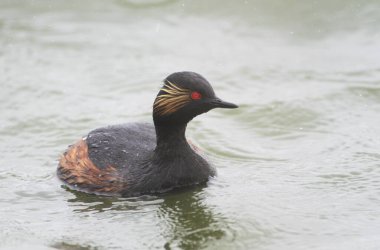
(57, 72), (238, 196)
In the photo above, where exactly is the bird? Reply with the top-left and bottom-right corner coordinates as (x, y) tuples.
(57, 71), (238, 196)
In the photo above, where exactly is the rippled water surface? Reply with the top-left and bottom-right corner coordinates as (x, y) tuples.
(1, 0), (380, 249)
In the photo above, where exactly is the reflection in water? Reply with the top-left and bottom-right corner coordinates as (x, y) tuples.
(65, 186), (231, 249)
(119, 0), (177, 9)
(157, 187), (230, 250)
(65, 188), (162, 213)
(52, 242), (96, 250)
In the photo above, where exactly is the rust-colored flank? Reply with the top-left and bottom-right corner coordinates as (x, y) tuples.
(57, 139), (124, 195)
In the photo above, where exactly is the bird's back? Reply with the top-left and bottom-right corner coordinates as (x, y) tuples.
(57, 123), (156, 195)
(86, 123), (156, 170)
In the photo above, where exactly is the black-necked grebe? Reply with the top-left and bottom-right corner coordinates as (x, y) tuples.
(57, 72), (238, 196)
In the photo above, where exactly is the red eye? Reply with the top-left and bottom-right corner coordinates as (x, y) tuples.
(191, 91), (202, 100)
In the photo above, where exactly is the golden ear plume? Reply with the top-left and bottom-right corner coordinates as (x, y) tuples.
(153, 81), (191, 116)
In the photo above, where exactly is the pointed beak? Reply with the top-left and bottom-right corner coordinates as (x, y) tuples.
(210, 97), (238, 109)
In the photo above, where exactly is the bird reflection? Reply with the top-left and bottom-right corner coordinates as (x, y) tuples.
(157, 186), (227, 250)
(65, 187), (161, 213)
(65, 186), (229, 249)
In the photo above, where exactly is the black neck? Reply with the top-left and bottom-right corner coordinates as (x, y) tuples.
(154, 123), (191, 155)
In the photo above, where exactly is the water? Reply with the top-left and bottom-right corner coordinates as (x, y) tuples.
(1, 0), (380, 249)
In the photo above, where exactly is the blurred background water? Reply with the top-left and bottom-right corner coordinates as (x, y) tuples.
(1, 0), (380, 249)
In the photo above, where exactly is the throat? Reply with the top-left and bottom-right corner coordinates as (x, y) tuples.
(154, 123), (191, 154)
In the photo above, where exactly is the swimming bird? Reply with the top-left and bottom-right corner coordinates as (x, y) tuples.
(57, 72), (238, 196)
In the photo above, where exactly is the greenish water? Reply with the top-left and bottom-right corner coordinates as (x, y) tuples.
(1, 0), (380, 249)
